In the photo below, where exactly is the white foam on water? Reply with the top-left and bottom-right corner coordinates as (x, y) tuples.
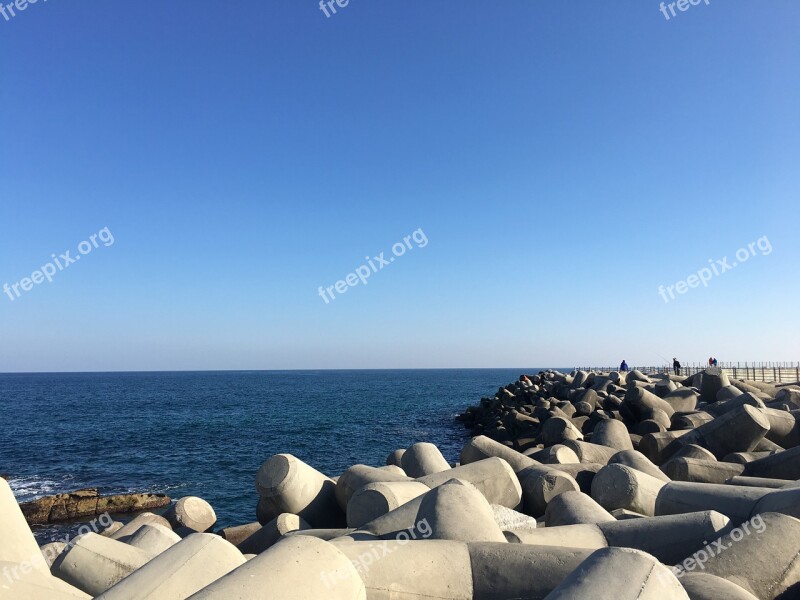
(7, 474), (76, 502)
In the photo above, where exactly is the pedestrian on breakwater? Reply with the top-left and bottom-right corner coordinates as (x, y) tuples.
(673, 358), (681, 376)
(708, 356), (714, 366)
(619, 360), (629, 372)
(713, 357), (718, 367)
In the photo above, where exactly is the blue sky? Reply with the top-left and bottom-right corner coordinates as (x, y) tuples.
(1, 1), (798, 371)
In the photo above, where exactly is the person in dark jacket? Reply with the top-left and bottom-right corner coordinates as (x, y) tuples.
(673, 357), (681, 376)
(620, 360), (629, 372)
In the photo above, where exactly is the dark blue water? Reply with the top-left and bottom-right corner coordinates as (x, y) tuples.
(0, 369), (545, 542)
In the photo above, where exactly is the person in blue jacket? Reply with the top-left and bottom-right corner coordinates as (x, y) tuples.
(619, 360), (629, 372)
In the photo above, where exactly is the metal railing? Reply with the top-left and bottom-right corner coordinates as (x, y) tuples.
(573, 362), (800, 383)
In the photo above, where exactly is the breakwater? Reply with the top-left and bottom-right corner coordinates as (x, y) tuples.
(1, 367), (799, 598)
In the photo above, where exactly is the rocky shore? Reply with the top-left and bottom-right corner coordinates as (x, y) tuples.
(1, 367), (799, 599)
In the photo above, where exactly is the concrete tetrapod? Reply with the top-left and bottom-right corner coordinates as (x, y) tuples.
(400, 442), (451, 477)
(188, 536), (366, 600)
(662, 457), (745, 484)
(591, 464), (667, 516)
(543, 547), (689, 600)
(679, 573), (759, 600)
(562, 440), (620, 465)
(751, 486), (800, 519)
(665, 405), (771, 460)
(163, 496), (217, 533)
(96, 533), (246, 600)
(504, 523), (608, 550)
(682, 512), (800, 600)
(415, 479), (506, 543)
(331, 539), (471, 600)
(655, 482), (774, 522)
(50, 533), (155, 596)
(346, 480), (430, 528)
(468, 543), (593, 599)
(0, 562), (90, 600)
(608, 449), (672, 483)
(417, 457), (522, 509)
(386, 448), (405, 468)
(460, 435), (538, 473)
(336, 464), (410, 511)
(0, 478), (50, 573)
(236, 512), (310, 554)
(596, 510), (729, 565)
(743, 445), (800, 480)
(544, 490), (615, 526)
(518, 464), (581, 517)
(591, 418), (634, 451)
(123, 522), (181, 556)
(110, 512), (171, 541)
(256, 454), (343, 528)
(217, 521), (261, 546)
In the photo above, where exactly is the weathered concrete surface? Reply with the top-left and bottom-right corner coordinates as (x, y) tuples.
(51, 533), (154, 596)
(417, 457), (522, 509)
(236, 512), (310, 554)
(416, 479), (506, 543)
(123, 522), (181, 555)
(685, 512), (800, 600)
(189, 536), (367, 599)
(544, 489), (614, 526)
(96, 533), (246, 600)
(347, 480), (430, 528)
(256, 454), (343, 528)
(543, 547), (689, 599)
(591, 464), (666, 516)
(401, 442), (451, 478)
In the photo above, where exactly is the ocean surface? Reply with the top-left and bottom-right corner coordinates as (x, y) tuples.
(0, 369), (556, 542)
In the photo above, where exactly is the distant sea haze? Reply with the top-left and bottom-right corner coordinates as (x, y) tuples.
(0, 369), (559, 542)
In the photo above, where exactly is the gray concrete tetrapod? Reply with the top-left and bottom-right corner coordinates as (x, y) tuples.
(123, 523), (181, 556)
(591, 419), (634, 451)
(561, 440), (620, 465)
(96, 533), (246, 600)
(544, 490), (615, 527)
(743, 444), (800, 480)
(682, 512), (800, 600)
(417, 457), (522, 509)
(460, 435), (539, 473)
(236, 512), (310, 555)
(188, 536), (366, 599)
(400, 442), (451, 478)
(386, 448), (405, 467)
(661, 457), (744, 484)
(331, 539), (472, 599)
(415, 479), (507, 543)
(51, 533), (155, 597)
(346, 481), (430, 528)
(110, 512), (172, 540)
(518, 464), (581, 517)
(591, 464), (667, 516)
(336, 464), (410, 511)
(218, 521), (262, 546)
(655, 481), (773, 522)
(679, 573), (759, 600)
(256, 454), (343, 528)
(608, 449), (671, 483)
(163, 496), (217, 534)
(665, 404), (771, 461)
(543, 547), (689, 599)
(469, 542), (593, 599)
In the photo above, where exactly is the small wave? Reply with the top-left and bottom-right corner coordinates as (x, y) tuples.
(7, 475), (76, 502)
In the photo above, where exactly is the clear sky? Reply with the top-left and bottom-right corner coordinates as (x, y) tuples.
(1, 1), (798, 372)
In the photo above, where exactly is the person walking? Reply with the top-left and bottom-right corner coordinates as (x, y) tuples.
(712, 357), (718, 367)
(673, 357), (681, 376)
(620, 360), (629, 372)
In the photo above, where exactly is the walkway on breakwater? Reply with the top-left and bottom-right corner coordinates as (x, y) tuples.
(575, 362), (800, 383)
